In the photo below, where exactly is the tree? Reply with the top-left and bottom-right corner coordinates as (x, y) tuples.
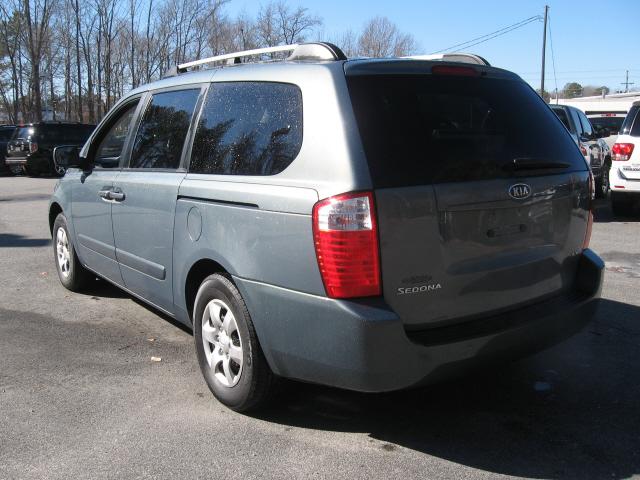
(357, 16), (417, 57)
(563, 82), (583, 99)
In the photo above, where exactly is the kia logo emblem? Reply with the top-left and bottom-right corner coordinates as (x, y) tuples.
(508, 183), (532, 200)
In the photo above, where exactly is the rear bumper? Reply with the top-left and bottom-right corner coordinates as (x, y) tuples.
(4, 156), (27, 165)
(610, 165), (640, 194)
(234, 249), (604, 392)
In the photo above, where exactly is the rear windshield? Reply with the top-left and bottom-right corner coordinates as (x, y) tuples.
(11, 124), (94, 144)
(620, 106), (639, 136)
(550, 107), (571, 130)
(347, 75), (587, 187)
(588, 116), (624, 133)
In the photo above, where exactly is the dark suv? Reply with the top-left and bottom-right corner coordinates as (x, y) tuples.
(5, 122), (95, 176)
(49, 44), (603, 412)
(0, 125), (17, 175)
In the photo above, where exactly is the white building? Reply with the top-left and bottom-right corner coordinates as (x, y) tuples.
(552, 91), (640, 114)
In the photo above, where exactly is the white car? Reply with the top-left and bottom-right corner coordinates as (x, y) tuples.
(610, 101), (640, 213)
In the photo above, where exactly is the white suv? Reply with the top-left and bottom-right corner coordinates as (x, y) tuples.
(610, 101), (640, 213)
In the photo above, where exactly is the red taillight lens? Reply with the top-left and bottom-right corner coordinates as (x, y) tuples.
(579, 143), (588, 157)
(312, 192), (381, 299)
(431, 65), (480, 77)
(29, 142), (38, 153)
(612, 143), (634, 161)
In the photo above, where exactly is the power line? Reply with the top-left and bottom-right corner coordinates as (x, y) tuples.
(430, 15), (542, 54)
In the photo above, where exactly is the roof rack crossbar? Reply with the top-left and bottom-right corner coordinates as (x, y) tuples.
(177, 44), (299, 73)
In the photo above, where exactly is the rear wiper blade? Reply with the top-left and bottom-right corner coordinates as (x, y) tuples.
(505, 158), (571, 171)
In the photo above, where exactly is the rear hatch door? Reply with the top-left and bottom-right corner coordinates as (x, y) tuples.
(346, 63), (591, 328)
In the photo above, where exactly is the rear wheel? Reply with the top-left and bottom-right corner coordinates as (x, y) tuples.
(53, 213), (93, 291)
(193, 274), (276, 412)
(611, 193), (633, 217)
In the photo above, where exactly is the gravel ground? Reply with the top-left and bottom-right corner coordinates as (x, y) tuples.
(1, 176), (639, 480)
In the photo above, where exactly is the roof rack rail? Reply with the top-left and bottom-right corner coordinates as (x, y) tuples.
(402, 53), (491, 66)
(172, 42), (347, 75)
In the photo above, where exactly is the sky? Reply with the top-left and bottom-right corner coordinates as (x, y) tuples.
(226, 0), (640, 94)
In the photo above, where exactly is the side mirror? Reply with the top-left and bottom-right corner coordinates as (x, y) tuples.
(579, 135), (592, 143)
(53, 145), (88, 171)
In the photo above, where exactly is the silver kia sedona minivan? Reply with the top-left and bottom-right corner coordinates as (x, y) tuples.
(49, 43), (603, 411)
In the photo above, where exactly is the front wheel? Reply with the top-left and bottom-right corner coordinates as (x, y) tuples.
(193, 274), (276, 412)
(52, 213), (93, 291)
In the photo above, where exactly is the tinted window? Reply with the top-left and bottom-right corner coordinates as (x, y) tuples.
(0, 128), (15, 141)
(621, 105), (640, 136)
(347, 75), (587, 187)
(551, 107), (571, 130)
(94, 101), (139, 168)
(577, 112), (593, 136)
(569, 109), (583, 136)
(12, 126), (34, 140)
(38, 125), (94, 145)
(589, 116), (624, 134)
(130, 89), (200, 169)
(190, 82), (302, 175)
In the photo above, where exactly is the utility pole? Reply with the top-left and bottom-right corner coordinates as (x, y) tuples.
(621, 70), (634, 93)
(541, 5), (549, 101)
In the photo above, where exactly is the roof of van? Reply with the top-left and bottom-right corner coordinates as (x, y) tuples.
(129, 57), (521, 97)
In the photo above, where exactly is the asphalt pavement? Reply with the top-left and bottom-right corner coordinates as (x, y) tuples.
(1, 176), (639, 480)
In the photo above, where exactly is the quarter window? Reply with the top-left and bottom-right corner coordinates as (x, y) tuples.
(189, 82), (303, 175)
(129, 89), (200, 170)
(578, 112), (594, 137)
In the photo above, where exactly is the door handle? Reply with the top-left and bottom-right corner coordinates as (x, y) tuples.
(98, 189), (111, 199)
(110, 191), (125, 202)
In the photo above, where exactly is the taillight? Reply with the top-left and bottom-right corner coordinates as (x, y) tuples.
(612, 143), (634, 161)
(579, 143), (588, 157)
(312, 191), (381, 299)
(29, 142), (38, 154)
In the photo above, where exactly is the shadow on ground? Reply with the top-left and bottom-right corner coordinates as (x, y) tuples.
(251, 298), (640, 480)
(0, 233), (50, 247)
(594, 197), (640, 223)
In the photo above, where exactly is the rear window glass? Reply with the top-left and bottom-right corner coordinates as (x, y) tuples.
(551, 107), (571, 131)
(588, 116), (624, 134)
(12, 126), (34, 140)
(10, 125), (93, 144)
(347, 75), (587, 187)
(620, 106), (639, 136)
(189, 82), (302, 176)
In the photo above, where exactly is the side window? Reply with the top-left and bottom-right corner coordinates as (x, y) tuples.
(631, 109), (640, 137)
(189, 82), (303, 175)
(578, 112), (593, 137)
(94, 101), (139, 168)
(621, 106), (639, 135)
(569, 109), (583, 136)
(129, 89), (200, 170)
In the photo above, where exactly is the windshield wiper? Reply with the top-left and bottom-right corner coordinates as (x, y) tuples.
(505, 158), (571, 171)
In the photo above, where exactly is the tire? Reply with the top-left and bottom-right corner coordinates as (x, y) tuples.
(52, 213), (93, 292)
(193, 274), (276, 412)
(611, 194), (631, 217)
(594, 163), (610, 199)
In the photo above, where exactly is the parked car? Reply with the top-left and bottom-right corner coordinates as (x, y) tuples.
(610, 101), (640, 213)
(0, 125), (17, 175)
(587, 112), (625, 147)
(550, 104), (611, 198)
(49, 43), (603, 412)
(5, 122), (95, 176)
